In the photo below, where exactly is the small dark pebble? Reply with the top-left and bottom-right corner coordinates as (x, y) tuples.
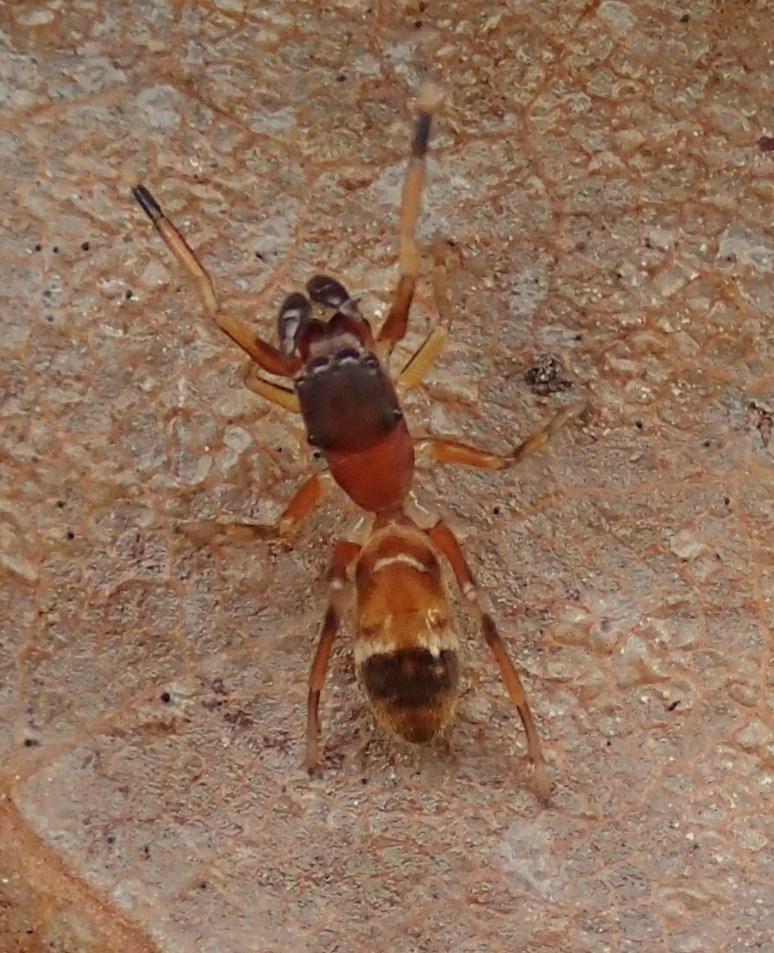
(525, 355), (573, 396)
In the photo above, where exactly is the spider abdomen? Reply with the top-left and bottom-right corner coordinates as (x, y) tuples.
(354, 525), (461, 742)
(358, 646), (459, 743)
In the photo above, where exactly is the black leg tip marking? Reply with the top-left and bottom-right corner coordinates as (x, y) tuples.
(132, 184), (162, 222)
(412, 112), (433, 158)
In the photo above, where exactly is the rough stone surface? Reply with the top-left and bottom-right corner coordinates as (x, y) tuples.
(1, 1), (772, 951)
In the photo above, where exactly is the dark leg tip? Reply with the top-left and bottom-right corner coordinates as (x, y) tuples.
(132, 184), (162, 222)
(411, 112), (433, 158)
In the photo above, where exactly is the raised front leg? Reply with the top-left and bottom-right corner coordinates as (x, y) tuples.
(130, 176), (288, 378)
(378, 82), (444, 354)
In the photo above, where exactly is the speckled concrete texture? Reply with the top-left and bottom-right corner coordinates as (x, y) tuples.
(1, 1), (772, 951)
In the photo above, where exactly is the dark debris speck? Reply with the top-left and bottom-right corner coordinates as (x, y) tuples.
(524, 354), (573, 396)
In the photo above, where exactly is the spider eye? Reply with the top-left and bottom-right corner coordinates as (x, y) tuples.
(335, 347), (361, 363)
(277, 293), (311, 355)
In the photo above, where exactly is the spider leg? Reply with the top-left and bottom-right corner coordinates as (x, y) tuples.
(425, 519), (551, 802)
(131, 179), (287, 377)
(243, 364), (300, 413)
(306, 538), (362, 771)
(378, 82), (444, 354)
(181, 471), (332, 547)
(416, 401), (589, 470)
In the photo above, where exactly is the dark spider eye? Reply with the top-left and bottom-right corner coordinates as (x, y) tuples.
(277, 293), (311, 354)
(335, 347), (361, 363)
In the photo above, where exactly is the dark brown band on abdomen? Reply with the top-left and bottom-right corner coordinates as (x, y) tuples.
(359, 647), (459, 743)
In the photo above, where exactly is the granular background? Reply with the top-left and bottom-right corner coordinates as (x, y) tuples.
(0, 1), (772, 951)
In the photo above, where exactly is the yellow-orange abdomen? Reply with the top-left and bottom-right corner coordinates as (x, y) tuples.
(353, 527), (460, 742)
